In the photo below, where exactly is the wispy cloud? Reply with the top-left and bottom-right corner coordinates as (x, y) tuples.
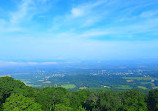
(71, 8), (84, 17)
(1, 0), (158, 40)
(0, 0), (158, 60)
(0, 61), (58, 67)
(10, 0), (33, 24)
(52, 0), (158, 41)
(0, 0), (54, 34)
(50, 0), (108, 32)
(140, 10), (158, 18)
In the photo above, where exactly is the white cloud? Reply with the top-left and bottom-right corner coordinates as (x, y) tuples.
(39, 0), (48, 3)
(108, 18), (158, 36)
(1, 0), (158, 41)
(10, 0), (33, 24)
(71, 0), (106, 17)
(0, 61), (58, 67)
(76, 30), (109, 38)
(71, 8), (84, 17)
(0, 0), (54, 34)
(0, 19), (6, 25)
(140, 10), (158, 18)
(50, 0), (108, 32)
(0, 19), (25, 34)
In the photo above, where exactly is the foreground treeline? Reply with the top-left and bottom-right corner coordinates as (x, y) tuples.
(0, 77), (158, 111)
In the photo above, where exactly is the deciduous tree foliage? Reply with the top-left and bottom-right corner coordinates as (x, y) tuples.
(97, 91), (122, 111)
(120, 89), (147, 111)
(55, 104), (73, 111)
(0, 77), (26, 108)
(147, 89), (158, 111)
(35, 87), (70, 110)
(3, 94), (42, 111)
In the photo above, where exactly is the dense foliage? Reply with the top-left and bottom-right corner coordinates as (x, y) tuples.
(0, 77), (158, 111)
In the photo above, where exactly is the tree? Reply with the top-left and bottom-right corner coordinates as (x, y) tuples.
(55, 104), (73, 111)
(3, 94), (42, 111)
(147, 89), (158, 111)
(0, 77), (26, 109)
(96, 91), (121, 111)
(120, 89), (147, 111)
(77, 106), (87, 111)
(69, 90), (90, 109)
(35, 87), (69, 111)
(83, 93), (98, 111)
(12, 86), (37, 98)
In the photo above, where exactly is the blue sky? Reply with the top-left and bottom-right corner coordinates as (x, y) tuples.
(0, 0), (158, 62)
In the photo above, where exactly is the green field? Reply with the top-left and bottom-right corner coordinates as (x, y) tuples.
(141, 82), (151, 85)
(27, 84), (42, 88)
(138, 86), (148, 90)
(123, 77), (158, 80)
(113, 85), (132, 90)
(61, 84), (76, 89)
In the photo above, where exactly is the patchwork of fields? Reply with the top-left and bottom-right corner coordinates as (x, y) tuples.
(18, 75), (158, 92)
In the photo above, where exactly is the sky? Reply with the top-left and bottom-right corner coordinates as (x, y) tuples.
(0, 0), (158, 62)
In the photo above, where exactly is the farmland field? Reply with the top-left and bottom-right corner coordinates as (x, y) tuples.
(137, 86), (148, 90)
(113, 85), (132, 90)
(123, 77), (158, 80)
(61, 84), (76, 89)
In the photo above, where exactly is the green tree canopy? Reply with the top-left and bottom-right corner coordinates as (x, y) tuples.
(120, 89), (147, 111)
(3, 94), (42, 111)
(0, 77), (26, 104)
(147, 89), (158, 111)
(35, 87), (69, 111)
(55, 104), (73, 111)
(96, 91), (121, 111)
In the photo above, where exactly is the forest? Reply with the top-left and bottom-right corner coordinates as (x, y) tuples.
(0, 77), (158, 111)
